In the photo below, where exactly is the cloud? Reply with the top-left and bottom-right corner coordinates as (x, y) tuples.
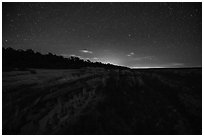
(127, 52), (135, 57)
(80, 49), (93, 54)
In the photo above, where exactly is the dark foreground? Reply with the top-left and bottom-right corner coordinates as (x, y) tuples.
(2, 68), (202, 135)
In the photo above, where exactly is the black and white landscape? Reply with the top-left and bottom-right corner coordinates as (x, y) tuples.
(2, 2), (202, 135)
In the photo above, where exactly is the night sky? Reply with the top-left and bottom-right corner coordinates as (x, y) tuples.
(2, 2), (202, 68)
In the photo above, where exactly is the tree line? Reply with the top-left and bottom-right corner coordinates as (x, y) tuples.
(3, 47), (129, 71)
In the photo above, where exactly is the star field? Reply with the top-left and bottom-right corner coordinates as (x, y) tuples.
(2, 2), (202, 68)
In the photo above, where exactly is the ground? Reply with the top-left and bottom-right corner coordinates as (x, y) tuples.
(2, 67), (202, 135)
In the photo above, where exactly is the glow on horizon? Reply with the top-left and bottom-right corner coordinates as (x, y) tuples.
(93, 57), (121, 66)
(131, 66), (166, 69)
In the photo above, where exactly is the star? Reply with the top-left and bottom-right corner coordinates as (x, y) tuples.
(147, 34), (151, 38)
(17, 13), (22, 16)
(16, 34), (20, 38)
(153, 40), (157, 44)
(72, 28), (76, 32)
(2, 2), (201, 68)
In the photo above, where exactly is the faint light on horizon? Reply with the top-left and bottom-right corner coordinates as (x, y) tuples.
(97, 57), (121, 66)
(61, 54), (81, 58)
(131, 66), (166, 69)
(93, 57), (99, 60)
(130, 62), (185, 69)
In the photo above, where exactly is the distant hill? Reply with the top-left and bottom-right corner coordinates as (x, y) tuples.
(2, 47), (129, 71)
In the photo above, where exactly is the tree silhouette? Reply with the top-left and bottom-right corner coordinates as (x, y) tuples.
(3, 47), (129, 71)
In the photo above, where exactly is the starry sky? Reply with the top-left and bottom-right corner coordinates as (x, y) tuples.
(2, 2), (202, 68)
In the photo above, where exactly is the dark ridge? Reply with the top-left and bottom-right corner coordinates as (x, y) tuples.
(2, 47), (129, 71)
